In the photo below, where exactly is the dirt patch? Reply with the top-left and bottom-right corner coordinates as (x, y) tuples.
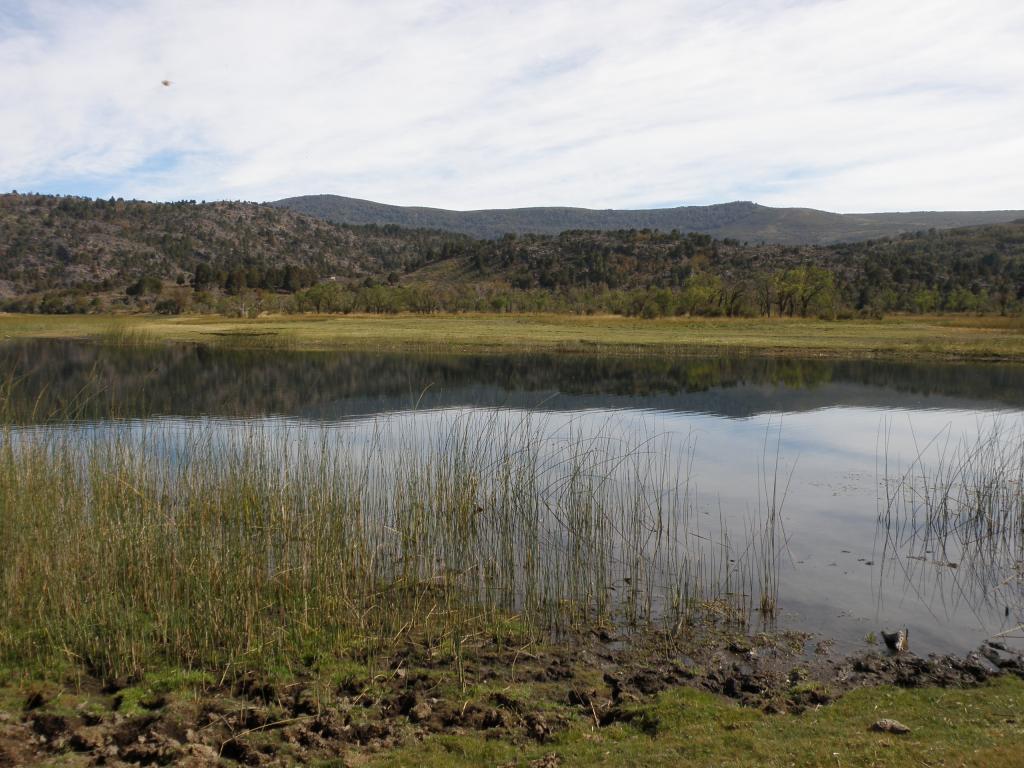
(1, 632), (1020, 766)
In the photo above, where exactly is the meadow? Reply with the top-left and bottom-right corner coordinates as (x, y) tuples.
(2, 311), (1024, 359)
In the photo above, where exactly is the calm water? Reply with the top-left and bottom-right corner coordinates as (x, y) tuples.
(3, 339), (1022, 656)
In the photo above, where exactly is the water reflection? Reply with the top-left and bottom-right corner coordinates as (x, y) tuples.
(4, 339), (1024, 422)
(1, 339), (1022, 655)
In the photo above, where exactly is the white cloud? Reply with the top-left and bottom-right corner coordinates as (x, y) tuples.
(1, 0), (1022, 211)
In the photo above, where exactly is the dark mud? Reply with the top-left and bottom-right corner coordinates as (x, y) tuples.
(1, 632), (1021, 767)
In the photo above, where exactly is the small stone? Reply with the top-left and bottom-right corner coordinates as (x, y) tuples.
(871, 718), (911, 734)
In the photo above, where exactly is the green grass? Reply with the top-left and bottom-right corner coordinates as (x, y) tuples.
(373, 676), (1024, 767)
(2, 312), (1024, 359)
(0, 408), (776, 680)
(2, 663), (1019, 767)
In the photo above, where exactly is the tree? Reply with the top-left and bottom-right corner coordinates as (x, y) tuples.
(193, 262), (214, 291)
(913, 288), (940, 314)
(126, 276), (162, 296)
(773, 266), (836, 317)
(680, 271), (723, 315)
(224, 270), (247, 296)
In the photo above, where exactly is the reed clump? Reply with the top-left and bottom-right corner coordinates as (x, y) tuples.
(93, 319), (155, 348)
(878, 419), (1024, 620)
(0, 411), (782, 680)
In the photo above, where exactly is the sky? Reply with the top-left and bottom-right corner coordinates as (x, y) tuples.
(1, 0), (1023, 212)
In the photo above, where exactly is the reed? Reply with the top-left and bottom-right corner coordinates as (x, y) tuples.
(92, 319), (155, 347)
(877, 418), (1024, 622)
(0, 409), (783, 680)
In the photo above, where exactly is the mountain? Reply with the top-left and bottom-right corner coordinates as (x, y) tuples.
(271, 195), (1024, 245)
(0, 193), (463, 301)
(2, 192), (1023, 318)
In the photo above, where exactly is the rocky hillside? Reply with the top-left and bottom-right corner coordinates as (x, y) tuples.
(0, 193), (468, 299)
(2, 193), (1023, 317)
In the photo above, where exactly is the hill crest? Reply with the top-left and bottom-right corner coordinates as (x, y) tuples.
(272, 194), (1024, 245)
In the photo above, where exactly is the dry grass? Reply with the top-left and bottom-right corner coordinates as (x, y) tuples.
(2, 312), (1024, 359)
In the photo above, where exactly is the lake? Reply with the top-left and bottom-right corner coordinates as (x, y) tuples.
(2, 339), (1022, 657)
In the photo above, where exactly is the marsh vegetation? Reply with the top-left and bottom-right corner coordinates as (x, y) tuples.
(877, 419), (1024, 630)
(0, 403), (786, 680)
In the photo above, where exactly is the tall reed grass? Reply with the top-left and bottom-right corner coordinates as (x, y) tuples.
(877, 418), (1024, 624)
(0, 408), (783, 680)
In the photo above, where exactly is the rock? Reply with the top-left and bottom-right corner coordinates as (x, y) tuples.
(981, 646), (1002, 665)
(881, 628), (909, 653)
(871, 718), (911, 734)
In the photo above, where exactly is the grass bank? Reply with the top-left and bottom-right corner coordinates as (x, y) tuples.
(2, 312), (1024, 359)
(1, 650), (1020, 767)
(377, 676), (1024, 768)
(0, 409), (779, 680)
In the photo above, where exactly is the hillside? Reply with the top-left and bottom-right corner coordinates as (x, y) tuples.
(2, 193), (1023, 318)
(271, 194), (1024, 244)
(0, 193), (470, 307)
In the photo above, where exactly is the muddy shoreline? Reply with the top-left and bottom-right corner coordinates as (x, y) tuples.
(2, 628), (1022, 767)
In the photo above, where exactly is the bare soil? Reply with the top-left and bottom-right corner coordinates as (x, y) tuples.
(2, 629), (1021, 767)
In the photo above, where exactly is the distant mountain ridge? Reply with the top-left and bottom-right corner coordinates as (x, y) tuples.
(272, 195), (1024, 245)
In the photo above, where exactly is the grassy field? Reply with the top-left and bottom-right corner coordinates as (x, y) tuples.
(2, 312), (1024, 359)
(375, 677), (1024, 768)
